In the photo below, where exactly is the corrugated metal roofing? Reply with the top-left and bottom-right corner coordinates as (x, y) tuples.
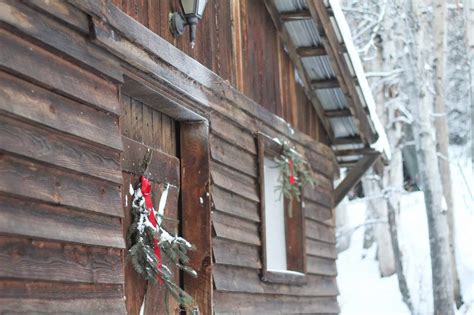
(301, 56), (335, 80)
(270, 0), (391, 164)
(273, 0), (308, 12)
(285, 20), (322, 47)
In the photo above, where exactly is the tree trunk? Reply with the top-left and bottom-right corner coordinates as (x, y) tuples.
(432, 0), (464, 308)
(411, 1), (455, 313)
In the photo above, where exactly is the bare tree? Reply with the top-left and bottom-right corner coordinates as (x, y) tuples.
(410, 1), (455, 313)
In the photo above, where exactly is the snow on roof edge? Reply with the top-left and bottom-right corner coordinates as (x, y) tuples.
(328, 0), (391, 160)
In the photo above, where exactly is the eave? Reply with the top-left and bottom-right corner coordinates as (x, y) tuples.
(264, 0), (391, 204)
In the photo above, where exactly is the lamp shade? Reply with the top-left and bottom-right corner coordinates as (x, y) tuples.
(180, 0), (208, 19)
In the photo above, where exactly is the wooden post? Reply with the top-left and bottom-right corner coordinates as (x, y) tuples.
(180, 121), (212, 314)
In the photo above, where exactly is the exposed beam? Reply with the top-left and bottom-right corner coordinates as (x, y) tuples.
(311, 79), (339, 89)
(334, 153), (381, 206)
(263, 0), (335, 141)
(334, 147), (374, 156)
(296, 45), (326, 57)
(333, 135), (363, 145)
(307, 1), (377, 145)
(325, 108), (351, 118)
(280, 10), (312, 22)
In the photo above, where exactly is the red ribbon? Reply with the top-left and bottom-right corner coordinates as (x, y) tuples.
(140, 176), (162, 282)
(289, 159), (295, 185)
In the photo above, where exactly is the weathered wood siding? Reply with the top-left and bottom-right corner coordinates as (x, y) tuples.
(209, 113), (339, 314)
(111, 0), (328, 143)
(0, 1), (125, 312)
(0, 1), (339, 313)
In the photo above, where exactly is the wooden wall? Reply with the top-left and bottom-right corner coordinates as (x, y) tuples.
(0, 1), (126, 312)
(209, 112), (339, 313)
(0, 1), (339, 313)
(111, 0), (329, 143)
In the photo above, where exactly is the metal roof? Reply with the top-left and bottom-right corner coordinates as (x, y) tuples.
(265, 0), (390, 169)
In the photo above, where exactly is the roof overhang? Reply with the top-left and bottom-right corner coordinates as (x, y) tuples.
(264, 0), (391, 172)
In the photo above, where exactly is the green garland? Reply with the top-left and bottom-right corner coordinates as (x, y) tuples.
(127, 181), (197, 313)
(274, 141), (316, 215)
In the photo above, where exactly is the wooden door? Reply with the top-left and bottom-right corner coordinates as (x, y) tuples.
(120, 94), (181, 314)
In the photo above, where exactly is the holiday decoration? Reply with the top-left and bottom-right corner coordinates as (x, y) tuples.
(127, 175), (197, 313)
(274, 141), (316, 216)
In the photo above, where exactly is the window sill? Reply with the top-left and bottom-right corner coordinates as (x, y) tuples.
(261, 269), (306, 285)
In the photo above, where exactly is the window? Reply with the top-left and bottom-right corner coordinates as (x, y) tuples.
(258, 133), (306, 285)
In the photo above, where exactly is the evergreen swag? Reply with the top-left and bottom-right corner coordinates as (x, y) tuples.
(274, 141), (316, 215)
(127, 178), (197, 313)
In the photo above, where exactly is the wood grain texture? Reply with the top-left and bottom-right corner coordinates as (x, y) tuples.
(0, 28), (120, 115)
(0, 154), (123, 217)
(306, 239), (338, 259)
(210, 133), (258, 178)
(304, 199), (333, 223)
(0, 280), (123, 299)
(210, 113), (257, 155)
(211, 161), (259, 203)
(0, 115), (122, 184)
(213, 265), (339, 297)
(214, 292), (339, 314)
(181, 122), (212, 315)
(213, 238), (261, 269)
(85, 5), (335, 160)
(212, 211), (261, 246)
(307, 256), (338, 276)
(0, 236), (124, 284)
(0, 0), (123, 82)
(24, 0), (89, 33)
(305, 219), (337, 244)
(0, 71), (122, 151)
(121, 136), (180, 187)
(211, 185), (260, 223)
(0, 194), (124, 248)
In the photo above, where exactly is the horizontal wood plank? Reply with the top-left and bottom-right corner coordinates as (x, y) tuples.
(0, 70), (122, 151)
(304, 185), (333, 208)
(210, 134), (257, 178)
(211, 186), (260, 223)
(213, 265), (338, 297)
(0, 115), (122, 184)
(210, 113), (257, 155)
(0, 280), (123, 299)
(0, 298), (126, 314)
(213, 238), (261, 269)
(121, 136), (180, 186)
(0, 236), (124, 284)
(305, 219), (336, 244)
(24, 0), (89, 33)
(83, 5), (335, 163)
(214, 292), (339, 314)
(304, 199), (333, 222)
(211, 162), (259, 202)
(212, 212), (261, 246)
(307, 256), (338, 276)
(0, 0), (123, 82)
(0, 28), (120, 115)
(0, 154), (123, 217)
(306, 239), (337, 259)
(0, 194), (124, 248)
(306, 150), (335, 179)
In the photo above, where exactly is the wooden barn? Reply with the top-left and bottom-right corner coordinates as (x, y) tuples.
(0, 0), (389, 314)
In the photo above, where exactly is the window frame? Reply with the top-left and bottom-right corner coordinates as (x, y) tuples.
(257, 132), (307, 285)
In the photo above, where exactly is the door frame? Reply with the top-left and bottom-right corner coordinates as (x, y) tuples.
(121, 72), (212, 314)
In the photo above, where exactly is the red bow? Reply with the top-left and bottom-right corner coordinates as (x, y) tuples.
(289, 159), (295, 185)
(140, 176), (162, 282)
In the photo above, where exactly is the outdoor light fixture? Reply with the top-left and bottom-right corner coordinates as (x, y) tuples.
(170, 0), (208, 47)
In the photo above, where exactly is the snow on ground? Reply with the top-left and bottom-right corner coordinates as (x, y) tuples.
(337, 147), (473, 314)
(337, 199), (410, 315)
